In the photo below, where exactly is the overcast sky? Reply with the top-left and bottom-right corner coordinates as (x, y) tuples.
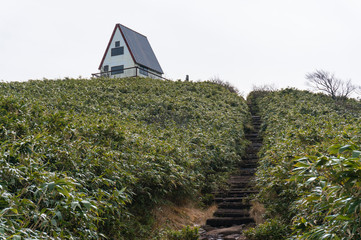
(1, 0), (360, 95)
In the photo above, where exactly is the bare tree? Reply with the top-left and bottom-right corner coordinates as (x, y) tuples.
(306, 70), (357, 99)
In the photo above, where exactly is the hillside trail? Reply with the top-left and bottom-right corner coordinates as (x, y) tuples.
(200, 110), (262, 240)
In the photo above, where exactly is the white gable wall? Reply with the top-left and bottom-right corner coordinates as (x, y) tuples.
(101, 28), (136, 78)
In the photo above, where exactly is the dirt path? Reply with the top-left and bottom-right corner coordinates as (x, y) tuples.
(200, 115), (262, 240)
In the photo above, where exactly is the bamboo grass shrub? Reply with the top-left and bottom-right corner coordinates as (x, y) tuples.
(0, 77), (249, 239)
(247, 89), (361, 239)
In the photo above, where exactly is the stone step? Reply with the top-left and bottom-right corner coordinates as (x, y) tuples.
(241, 160), (258, 164)
(228, 183), (254, 187)
(225, 192), (258, 197)
(246, 129), (261, 134)
(238, 166), (257, 172)
(245, 133), (260, 137)
(226, 189), (258, 194)
(206, 217), (254, 227)
(215, 197), (249, 203)
(201, 112), (262, 238)
(247, 134), (261, 138)
(239, 166), (257, 170)
(239, 169), (257, 173)
(247, 129), (260, 132)
(238, 161), (258, 167)
(228, 181), (254, 185)
(229, 175), (254, 179)
(226, 187), (256, 192)
(247, 135), (262, 139)
(218, 201), (251, 209)
(215, 194), (255, 199)
(240, 163), (258, 167)
(246, 135), (261, 139)
(250, 143), (263, 147)
(215, 187), (257, 195)
(237, 170), (256, 176)
(228, 179), (254, 183)
(241, 163), (258, 167)
(241, 159), (259, 163)
(228, 186), (254, 191)
(228, 184), (253, 189)
(248, 143), (262, 148)
(230, 174), (254, 178)
(228, 176), (254, 181)
(227, 189), (256, 192)
(243, 155), (259, 158)
(228, 179), (253, 184)
(229, 176), (254, 180)
(246, 147), (261, 153)
(214, 193), (252, 199)
(213, 209), (250, 218)
(242, 157), (259, 161)
(245, 153), (258, 158)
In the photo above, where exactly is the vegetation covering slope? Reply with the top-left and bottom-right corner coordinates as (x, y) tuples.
(0, 77), (249, 239)
(246, 89), (361, 239)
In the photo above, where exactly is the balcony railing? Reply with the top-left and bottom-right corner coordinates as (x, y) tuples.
(92, 66), (167, 80)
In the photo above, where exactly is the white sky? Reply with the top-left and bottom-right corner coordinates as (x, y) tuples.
(1, 0), (361, 95)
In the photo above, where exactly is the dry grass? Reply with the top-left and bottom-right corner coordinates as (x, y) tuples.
(250, 201), (266, 225)
(152, 201), (217, 230)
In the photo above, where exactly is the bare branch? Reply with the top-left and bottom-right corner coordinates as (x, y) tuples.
(208, 76), (240, 94)
(306, 70), (357, 99)
(338, 79), (357, 98)
(252, 84), (277, 92)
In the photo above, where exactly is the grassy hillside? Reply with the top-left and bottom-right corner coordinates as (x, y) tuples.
(0, 77), (249, 239)
(246, 89), (361, 239)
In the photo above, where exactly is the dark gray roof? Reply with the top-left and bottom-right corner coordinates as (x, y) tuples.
(119, 24), (163, 74)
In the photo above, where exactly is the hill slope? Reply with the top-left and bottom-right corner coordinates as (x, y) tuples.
(0, 77), (249, 239)
(246, 89), (361, 239)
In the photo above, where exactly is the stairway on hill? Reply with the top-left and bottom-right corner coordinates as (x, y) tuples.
(200, 115), (262, 240)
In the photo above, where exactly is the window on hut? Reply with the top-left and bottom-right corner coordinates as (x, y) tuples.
(111, 65), (124, 75)
(111, 46), (124, 56)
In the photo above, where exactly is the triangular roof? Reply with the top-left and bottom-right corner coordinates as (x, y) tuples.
(98, 24), (163, 74)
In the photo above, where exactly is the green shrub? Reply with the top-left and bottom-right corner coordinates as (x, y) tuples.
(244, 219), (289, 240)
(0, 77), (249, 239)
(249, 88), (361, 239)
(290, 145), (361, 239)
(165, 226), (199, 240)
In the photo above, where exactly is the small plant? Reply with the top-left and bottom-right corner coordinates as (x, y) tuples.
(165, 225), (199, 240)
(244, 219), (290, 240)
(200, 193), (214, 206)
